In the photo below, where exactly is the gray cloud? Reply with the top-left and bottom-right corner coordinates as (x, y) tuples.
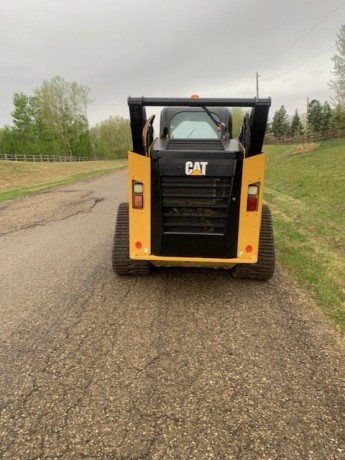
(0, 0), (343, 126)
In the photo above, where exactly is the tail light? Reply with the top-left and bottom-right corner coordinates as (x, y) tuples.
(247, 183), (259, 211)
(133, 181), (144, 209)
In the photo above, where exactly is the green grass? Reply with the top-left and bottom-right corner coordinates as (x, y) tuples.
(265, 140), (345, 334)
(0, 160), (127, 202)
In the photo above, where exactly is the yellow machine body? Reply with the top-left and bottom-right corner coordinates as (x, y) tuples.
(128, 150), (266, 269)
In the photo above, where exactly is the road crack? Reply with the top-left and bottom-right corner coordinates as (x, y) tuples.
(1, 197), (104, 236)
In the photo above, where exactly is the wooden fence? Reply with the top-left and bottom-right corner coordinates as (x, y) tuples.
(0, 153), (100, 162)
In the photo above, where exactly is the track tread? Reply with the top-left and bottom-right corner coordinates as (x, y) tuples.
(232, 204), (275, 281)
(112, 202), (151, 276)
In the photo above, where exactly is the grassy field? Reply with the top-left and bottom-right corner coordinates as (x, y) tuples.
(0, 160), (127, 202)
(265, 140), (345, 334)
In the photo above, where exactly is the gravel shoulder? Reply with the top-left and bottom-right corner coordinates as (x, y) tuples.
(0, 170), (344, 459)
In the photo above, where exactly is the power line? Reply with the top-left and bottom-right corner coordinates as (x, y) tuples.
(259, 1), (345, 72)
(263, 44), (336, 82)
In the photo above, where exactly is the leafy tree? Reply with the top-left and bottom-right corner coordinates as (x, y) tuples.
(231, 108), (246, 138)
(308, 99), (333, 135)
(34, 76), (92, 156)
(308, 99), (323, 133)
(332, 103), (345, 130)
(321, 101), (332, 134)
(12, 93), (38, 134)
(90, 116), (131, 159)
(290, 109), (304, 137)
(9, 93), (46, 154)
(0, 126), (21, 155)
(1, 76), (93, 157)
(271, 105), (289, 137)
(330, 25), (345, 108)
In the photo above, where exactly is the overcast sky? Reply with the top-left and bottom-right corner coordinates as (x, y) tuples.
(0, 0), (344, 127)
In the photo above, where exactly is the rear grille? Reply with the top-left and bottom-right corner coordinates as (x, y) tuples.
(161, 176), (232, 234)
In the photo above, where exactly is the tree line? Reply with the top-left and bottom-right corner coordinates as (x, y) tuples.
(268, 100), (345, 139)
(0, 76), (131, 159)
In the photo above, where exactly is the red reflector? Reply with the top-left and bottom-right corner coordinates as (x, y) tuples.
(133, 195), (143, 209)
(245, 245), (253, 253)
(135, 241), (142, 249)
(247, 196), (257, 211)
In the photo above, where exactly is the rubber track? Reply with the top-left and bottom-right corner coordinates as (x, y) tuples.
(112, 202), (151, 276)
(232, 204), (275, 281)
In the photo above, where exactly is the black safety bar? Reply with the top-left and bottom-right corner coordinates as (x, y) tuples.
(128, 96), (271, 156)
(128, 96), (271, 108)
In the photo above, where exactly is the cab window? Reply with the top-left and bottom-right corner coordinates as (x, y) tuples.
(170, 111), (221, 139)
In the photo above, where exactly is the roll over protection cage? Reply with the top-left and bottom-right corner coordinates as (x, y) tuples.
(128, 96), (271, 157)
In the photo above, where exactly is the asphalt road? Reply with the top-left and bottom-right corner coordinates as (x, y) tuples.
(0, 170), (345, 459)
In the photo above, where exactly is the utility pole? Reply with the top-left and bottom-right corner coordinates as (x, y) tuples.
(256, 72), (260, 98)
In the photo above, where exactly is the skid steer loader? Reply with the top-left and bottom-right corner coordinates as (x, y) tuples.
(112, 96), (274, 280)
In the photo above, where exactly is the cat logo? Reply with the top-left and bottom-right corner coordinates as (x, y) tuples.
(185, 161), (208, 176)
